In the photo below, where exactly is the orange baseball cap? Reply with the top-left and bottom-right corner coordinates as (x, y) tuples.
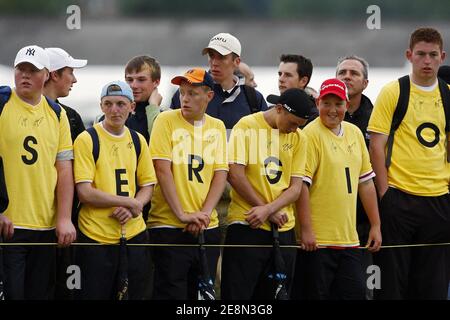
(171, 68), (214, 89)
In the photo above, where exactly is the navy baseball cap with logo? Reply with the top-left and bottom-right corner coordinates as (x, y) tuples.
(267, 88), (315, 119)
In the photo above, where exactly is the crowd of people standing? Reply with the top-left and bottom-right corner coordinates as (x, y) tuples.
(0, 26), (449, 300)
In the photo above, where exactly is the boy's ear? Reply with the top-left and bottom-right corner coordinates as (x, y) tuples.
(130, 101), (136, 113)
(49, 71), (59, 81)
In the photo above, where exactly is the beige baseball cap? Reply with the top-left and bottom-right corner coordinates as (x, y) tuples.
(202, 33), (241, 57)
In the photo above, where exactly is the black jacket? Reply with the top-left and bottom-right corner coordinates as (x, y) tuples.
(344, 94), (373, 149)
(57, 100), (86, 143)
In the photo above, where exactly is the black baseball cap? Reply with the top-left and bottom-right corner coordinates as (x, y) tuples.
(267, 88), (315, 119)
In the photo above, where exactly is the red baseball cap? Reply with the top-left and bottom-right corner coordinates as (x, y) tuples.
(318, 78), (349, 101)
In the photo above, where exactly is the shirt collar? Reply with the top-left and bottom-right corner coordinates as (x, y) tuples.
(222, 75), (242, 94)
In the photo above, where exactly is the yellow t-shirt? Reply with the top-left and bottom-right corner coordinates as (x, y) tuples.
(0, 90), (73, 229)
(368, 80), (449, 196)
(74, 123), (156, 244)
(303, 118), (375, 247)
(148, 109), (228, 228)
(227, 112), (307, 232)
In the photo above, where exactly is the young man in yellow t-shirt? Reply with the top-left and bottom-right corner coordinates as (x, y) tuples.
(0, 45), (76, 299)
(73, 80), (156, 299)
(295, 78), (381, 300)
(369, 27), (450, 300)
(221, 88), (313, 299)
(148, 68), (228, 299)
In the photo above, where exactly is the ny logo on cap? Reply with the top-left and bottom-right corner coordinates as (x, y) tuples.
(25, 48), (36, 56)
(186, 69), (195, 74)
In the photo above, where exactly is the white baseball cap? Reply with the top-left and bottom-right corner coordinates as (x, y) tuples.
(14, 45), (50, 70)
(45, 47), (88, 72)
(202, 33), (241, 57)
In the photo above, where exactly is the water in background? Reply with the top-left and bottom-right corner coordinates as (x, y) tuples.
(0, 65), (410, 125)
